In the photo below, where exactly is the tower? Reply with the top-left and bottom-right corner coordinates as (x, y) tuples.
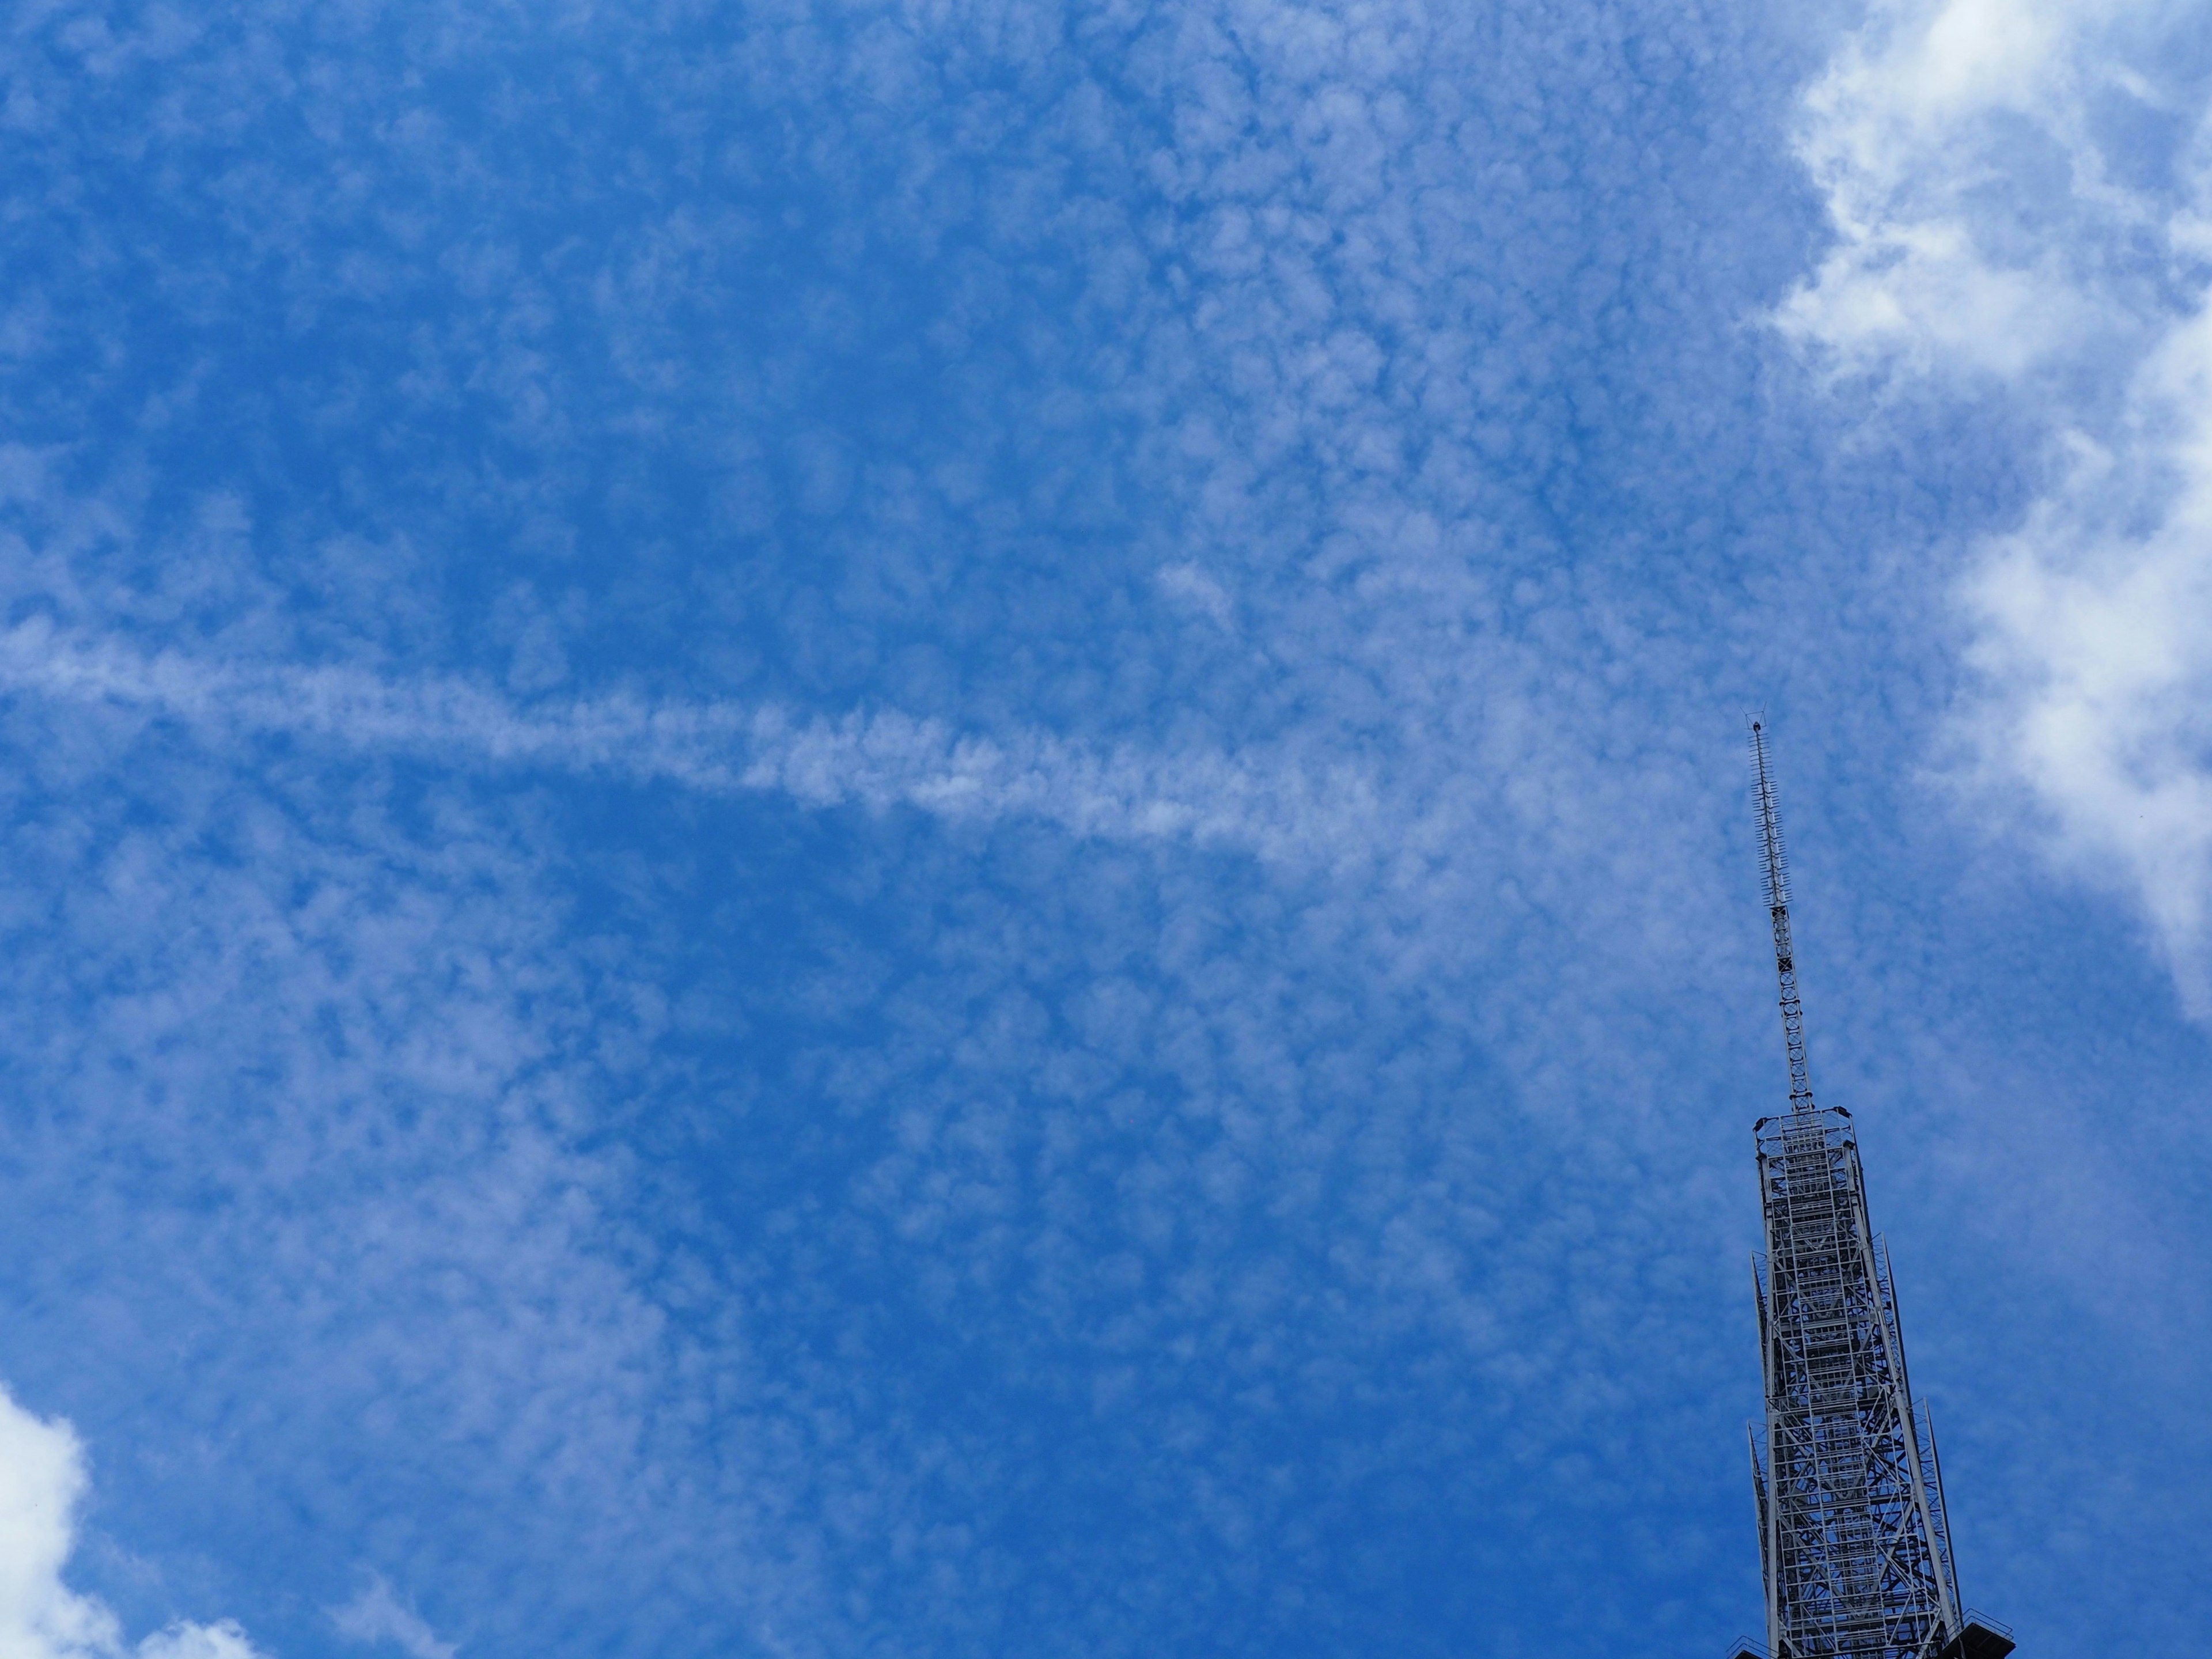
(1734, 722), (2013, 1659)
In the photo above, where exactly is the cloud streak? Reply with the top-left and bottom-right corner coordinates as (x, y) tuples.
(0, 620), (1386, 870)
(331, 1578), (457, 1659)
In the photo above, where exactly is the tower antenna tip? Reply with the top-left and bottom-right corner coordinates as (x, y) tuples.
(1748, 718), (1813, 1116)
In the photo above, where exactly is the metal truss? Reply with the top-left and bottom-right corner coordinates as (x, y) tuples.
(1740, 722), (1995, 1659)
(1749, 1108), (1961, 1658)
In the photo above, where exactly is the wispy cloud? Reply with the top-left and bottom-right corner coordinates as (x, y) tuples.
(0, 620), (1386, 869)
(1783, 0), (2212, 1007)
(1779, 0), (2175, 378)
(1960, 304), (2212, 1007)
(331, 1577), (456, 1659)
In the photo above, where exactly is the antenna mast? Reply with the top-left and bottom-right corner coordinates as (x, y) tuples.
(1732, 718), (2008, 1659)
(1749, 719), (1814, 1117)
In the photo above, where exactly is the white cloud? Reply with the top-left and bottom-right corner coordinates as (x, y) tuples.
(132, 1628), (259, 1659)
(1785, 0), (2212, 1007)
(330, 1578), (455, 1659)
(1779, 0), (2171, 377)
(0, 1384), (261, 1659)
(0, 620), (1389, 872)
(1961, 303), (2212, 1007)
(1154, 561), (1237, 632)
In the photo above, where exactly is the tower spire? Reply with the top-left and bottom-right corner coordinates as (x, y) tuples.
(1734, 720), (2012, 1659)
(1749, 719), (1814, 1116)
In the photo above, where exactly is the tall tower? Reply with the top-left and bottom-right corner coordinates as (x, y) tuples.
(1734, 722), (2013, 1659)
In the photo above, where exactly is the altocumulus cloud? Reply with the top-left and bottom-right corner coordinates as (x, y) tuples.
(2, 0), (2209, 1656)
(0, 1385), (259, 1659)
(1785, 0), (2212, 1008)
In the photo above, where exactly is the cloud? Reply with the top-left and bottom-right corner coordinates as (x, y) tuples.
(331, 1578), (456, 1659)
(0, 1384), (259, 1659)
(132, 1631), (259, 1659)
(10, 0), (2207, 1652)
(0, 619), (1388, 871)
(1779, 0), (2175, 378)
(0, 683), (825, 1657)
(1783, 0), (2212, 1007)
(1959, 304), (2212, 1006)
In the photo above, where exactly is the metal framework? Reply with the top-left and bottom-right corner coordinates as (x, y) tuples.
(1743, 721), (1986, 1659)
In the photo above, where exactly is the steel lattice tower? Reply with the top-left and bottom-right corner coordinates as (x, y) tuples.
(1733, 722), (2013, 1659)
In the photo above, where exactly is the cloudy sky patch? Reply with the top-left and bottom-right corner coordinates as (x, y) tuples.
(0, 0), (2206, 1655)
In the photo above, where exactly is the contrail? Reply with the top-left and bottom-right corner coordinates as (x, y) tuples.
(0, 619), (1384, 867)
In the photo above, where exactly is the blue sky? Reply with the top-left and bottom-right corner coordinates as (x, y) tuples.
(0, 0), (2207, 1654)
